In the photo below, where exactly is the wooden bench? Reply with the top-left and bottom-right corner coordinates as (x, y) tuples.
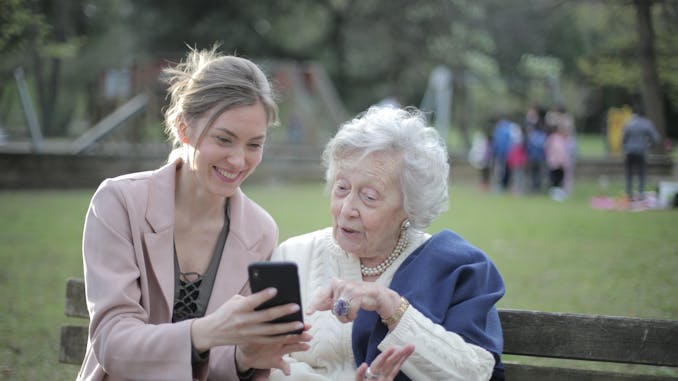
(60, 278), (678, 380)
(59, 277), (89, 365)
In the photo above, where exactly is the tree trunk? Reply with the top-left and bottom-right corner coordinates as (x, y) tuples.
(634, 0), (666, 150)
(35, 0), (68, 137)
(327, 0), (351, 105)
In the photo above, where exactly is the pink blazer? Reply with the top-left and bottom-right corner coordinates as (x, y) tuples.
(77, 159), (278, 381)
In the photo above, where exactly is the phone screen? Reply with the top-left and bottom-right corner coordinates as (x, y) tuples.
(248, 261), (304, 334)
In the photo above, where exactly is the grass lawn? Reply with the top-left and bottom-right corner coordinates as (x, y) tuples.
(246, 179), (678, 319)
(1, 176), (677, 380)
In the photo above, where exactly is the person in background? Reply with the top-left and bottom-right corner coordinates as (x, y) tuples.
(622, 102), (661, 200)
(270, 106), (505, 381)
(546, 105), (577, 196)
(77, 46), (311, 381)
(545, 121), (570, 202)
(491, 116), (514, 193)
(507, 122), (527, 195)
(561, 107), (578, 195)
(524, 104), (547, 193)
(467, 123), (493, 191)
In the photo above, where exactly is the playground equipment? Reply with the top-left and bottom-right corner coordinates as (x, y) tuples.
(420, 65), (453, 143)
(14, 67), (43, 152)
(269, 61), (349, 148)
(5, 60), (348, 155)
(70, 94), (148, 154)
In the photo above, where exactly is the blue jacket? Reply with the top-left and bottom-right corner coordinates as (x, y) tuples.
(492, 120), (513, 161)
(623, 114), (661, 155)
(526, 129), (547, 161)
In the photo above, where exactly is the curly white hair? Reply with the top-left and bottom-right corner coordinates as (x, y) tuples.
(322, 105), (450, 229)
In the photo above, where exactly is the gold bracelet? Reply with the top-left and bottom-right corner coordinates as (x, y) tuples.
(381, 297), (409, 327)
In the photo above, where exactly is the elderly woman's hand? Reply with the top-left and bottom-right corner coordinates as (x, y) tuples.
(307, 278), (403, 326)
(355, 344), (415, 381)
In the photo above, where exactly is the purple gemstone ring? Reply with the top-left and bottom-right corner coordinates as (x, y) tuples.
(332, 296), (351, 317)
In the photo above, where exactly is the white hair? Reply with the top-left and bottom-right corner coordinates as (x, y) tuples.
(322, 105), (450, 229)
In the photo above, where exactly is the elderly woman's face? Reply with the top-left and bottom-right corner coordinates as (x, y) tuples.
(330, 151), (408, 261)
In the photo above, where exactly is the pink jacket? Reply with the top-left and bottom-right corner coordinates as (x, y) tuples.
(77, 159), (278, 381)
(545, 132), (570, 169)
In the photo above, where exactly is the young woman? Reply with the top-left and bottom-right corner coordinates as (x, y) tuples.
(78, 46), (310, 381)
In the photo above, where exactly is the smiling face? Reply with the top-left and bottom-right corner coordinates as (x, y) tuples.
(181, 102), (268, 198)
(330, 151), (408, 263)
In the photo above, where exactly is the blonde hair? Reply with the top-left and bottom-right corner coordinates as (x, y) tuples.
(162, 45), (278, 161)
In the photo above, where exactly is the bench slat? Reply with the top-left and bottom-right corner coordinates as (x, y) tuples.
(505, 363), (678, 381)
(500, 309), (678, 367)
(59, 325), (88, 365)
(65, 277), (88, 318)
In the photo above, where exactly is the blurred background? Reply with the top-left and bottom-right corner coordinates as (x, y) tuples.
(1, 0), (677, 188)
(2, 2), (678, 380)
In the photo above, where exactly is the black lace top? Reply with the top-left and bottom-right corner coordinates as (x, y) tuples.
(172, 202), (230, 364)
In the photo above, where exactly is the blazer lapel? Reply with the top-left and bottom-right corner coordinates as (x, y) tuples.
(138, 164), (268, 317)
(143, 160), (179, 318)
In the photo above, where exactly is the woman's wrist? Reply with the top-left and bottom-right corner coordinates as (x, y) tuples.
(234, 346), (254, 373)
(377, 290), (403, 321)
(190, 317), (212, 353)
(381, 296), (409, 329)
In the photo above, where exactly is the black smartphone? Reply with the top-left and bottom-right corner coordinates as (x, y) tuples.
(248, 261), (304, 334)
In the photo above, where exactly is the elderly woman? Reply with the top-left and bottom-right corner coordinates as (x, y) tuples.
(271, 106), (505, 381)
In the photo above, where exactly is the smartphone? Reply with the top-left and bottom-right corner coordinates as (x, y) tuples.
(248, 261), (304, 335)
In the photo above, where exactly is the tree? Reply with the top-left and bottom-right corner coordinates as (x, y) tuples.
(0, 0), (50, 133)
(633, 0), (666, 143)
(1, 0), (133, 138)
(5, 0), (677, 145)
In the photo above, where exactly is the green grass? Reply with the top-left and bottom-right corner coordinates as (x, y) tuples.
(441, 182), (678, 318)
(2, 179), (677, 380)
(1, 190), (91, 381)
(248, 180), (678, 319)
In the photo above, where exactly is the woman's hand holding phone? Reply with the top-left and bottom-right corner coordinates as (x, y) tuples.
(248, 261), (305, 334)
(189, 263), (311, 374)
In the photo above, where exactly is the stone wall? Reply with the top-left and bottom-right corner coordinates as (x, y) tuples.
(0, 152), (673, 189)
(0, 152), (326, 189)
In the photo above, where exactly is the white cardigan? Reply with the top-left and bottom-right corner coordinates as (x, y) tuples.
(269, 228), (495, 381)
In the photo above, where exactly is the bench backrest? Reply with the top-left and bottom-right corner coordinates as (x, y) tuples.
(60, 278), (678, 380)
(59, 278), (89, 364)
(500, 309), (678, 380)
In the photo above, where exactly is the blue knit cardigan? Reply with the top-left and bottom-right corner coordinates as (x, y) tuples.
(352, 229), (505, 380)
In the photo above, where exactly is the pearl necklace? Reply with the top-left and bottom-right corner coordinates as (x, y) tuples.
(360, 229), (409, 277)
